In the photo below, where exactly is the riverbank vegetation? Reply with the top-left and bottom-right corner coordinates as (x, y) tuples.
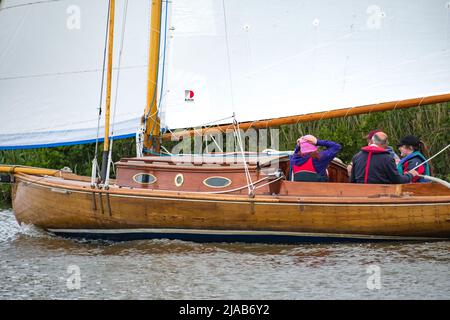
(1, 103), (448, 206)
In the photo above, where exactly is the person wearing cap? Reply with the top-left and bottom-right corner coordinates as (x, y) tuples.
(290, 135), (342, 182)
(396, 135), (430, 183)
(350, 132), (418, 184)
(346, 129), (400, 176)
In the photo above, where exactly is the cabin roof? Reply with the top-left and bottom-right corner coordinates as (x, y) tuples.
(117, 153), (290, 168)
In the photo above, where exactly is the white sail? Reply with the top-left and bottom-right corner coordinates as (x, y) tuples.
(1, 0), (449, 149)
(160, 0), (450, 130)
(0, 0), (154, 149)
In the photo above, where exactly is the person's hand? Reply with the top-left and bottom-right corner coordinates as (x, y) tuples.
(408, 169), (419, 177)
(347, 164), (352, 176)
(303, 135), (317, 145)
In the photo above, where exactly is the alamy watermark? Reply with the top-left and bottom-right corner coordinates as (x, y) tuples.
(66, 264), (81, 290)
(366, 264), (382, 290)
(66, 5), (81, 30)
(166, 127), (281, 164)
(366, 5), (386, 30)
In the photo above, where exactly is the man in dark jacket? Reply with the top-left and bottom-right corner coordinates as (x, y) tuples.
(346, 129), (400, 176)
(350, 132), (418, 184)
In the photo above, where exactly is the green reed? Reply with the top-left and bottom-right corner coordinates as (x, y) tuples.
(0, 103), (448, 206)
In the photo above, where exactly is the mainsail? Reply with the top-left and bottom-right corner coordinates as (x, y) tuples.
(0, 0), (449, 149)
(160, 0), (450, 130)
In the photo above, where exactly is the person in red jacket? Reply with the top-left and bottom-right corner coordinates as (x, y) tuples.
(347, 129), (400, 176)
(350, 132), (418, 184)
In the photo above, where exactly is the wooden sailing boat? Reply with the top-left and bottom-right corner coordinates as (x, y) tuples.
(0, 0), (449, 242)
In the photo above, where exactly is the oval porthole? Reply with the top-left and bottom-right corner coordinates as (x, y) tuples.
(175, 174), (184, 187)
(133, 173), (157, 184)
(203, 176), (232, 188)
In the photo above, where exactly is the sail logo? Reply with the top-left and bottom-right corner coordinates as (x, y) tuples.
(185, 90), (195, 102)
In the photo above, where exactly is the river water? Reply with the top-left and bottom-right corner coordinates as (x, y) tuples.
(0, 209), (449, 300)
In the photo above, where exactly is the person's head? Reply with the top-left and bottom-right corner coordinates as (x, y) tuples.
(366, 129), (381, 145)
(298, 136), (319, 158)
(396, 135), (427, 157)
(371, 132), (388, 148)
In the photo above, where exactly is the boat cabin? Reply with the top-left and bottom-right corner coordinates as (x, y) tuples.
(115, 154), (349, 195)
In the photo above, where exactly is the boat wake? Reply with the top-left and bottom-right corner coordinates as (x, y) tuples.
(0, 209), (49, 242)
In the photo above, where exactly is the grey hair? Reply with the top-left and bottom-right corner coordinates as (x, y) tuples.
(372, 133), (387, 145)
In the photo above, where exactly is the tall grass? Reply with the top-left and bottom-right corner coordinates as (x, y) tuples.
(0, 139), (136, 206)
(278, 103), (449, 180)
(0, 103), (449, 206)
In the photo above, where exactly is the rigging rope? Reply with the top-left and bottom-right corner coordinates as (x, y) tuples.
(201, 175), (284, 195)
(91, 0), (111, 187)
(0, 0), (63, 11)
(418, 175), (450, 189)
(207, 134), (223, 153)
(410, 144), (450, 172)
(105, 0), (129, 188)
(221, 0), (235, 111)
(150, 1), (237, 156)
(202, 177), (269, 195)
(153, 0), (237, 156)
(218, 0), (256, 197)
(233, 115), (256, 197)
(143, 0), (169, 153)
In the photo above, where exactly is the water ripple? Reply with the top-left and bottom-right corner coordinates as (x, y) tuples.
(0, 209), (449, 299)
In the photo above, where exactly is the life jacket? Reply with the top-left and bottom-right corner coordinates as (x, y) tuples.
(293, 157), (317, 174)
(361, 145), (389, 184)
(292, 157), (325, 182)
(397, 151), (430, 182)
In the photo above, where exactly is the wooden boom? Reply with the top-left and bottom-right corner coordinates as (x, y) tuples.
(0, 165), (61, 177)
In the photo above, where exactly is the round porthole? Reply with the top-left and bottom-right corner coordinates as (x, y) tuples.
(203, 176), (232, 188)
(133, 173), (157, 184)
(175, 174), (184, 187)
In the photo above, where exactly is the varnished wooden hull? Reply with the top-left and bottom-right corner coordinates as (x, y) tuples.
(11, 173), (450, 242)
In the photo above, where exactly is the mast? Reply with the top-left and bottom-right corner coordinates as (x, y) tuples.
(100, 0), (116, 182)
(161, 93), (450, 141)
(142, 0), (163, 154)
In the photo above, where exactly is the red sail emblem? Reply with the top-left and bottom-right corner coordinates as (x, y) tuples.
(185, 90), (194, 102)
